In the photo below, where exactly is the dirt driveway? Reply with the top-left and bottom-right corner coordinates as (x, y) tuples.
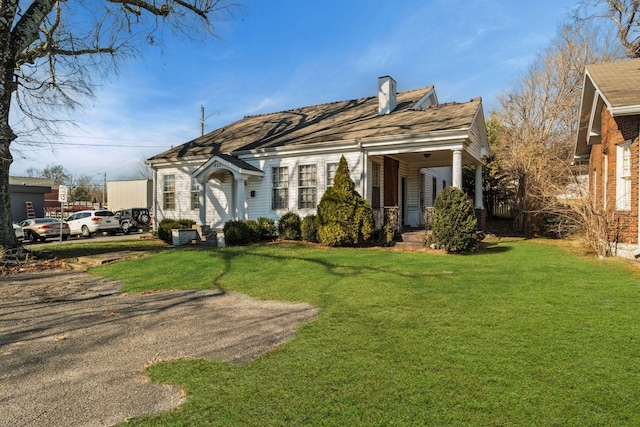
(0, 270), (317, 427)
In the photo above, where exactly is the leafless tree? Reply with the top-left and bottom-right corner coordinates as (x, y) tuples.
(492, 22), (622, 234)
(577, 0), (640, 57)
(0, 0), (241, 250)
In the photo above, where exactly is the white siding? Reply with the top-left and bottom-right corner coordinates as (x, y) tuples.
(155, 151), (366, 228)
(155, 166), (201, 224)
(242, 151), (363, 222)
(422, 167), (452, 207)
(206, 171), (234, 227)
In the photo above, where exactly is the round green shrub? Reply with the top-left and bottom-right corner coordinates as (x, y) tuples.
(223, 220), (251, 246)
(301, 214), (319, 243)
(278, 212), (301, 240)
(431, 186), (478, 253)
(245, 219), (261, 243)
(317, 156), (374, 246)
(257, 217), (277, 241)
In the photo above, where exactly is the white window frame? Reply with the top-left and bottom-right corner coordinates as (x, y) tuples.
(272, 167), (288, 210)
(326, 162), (338, 187)
(298, 164), (317, 209)
(191, 178), (200, 210)
(163, 175), (175, 210)
(616, 142), (632, 211)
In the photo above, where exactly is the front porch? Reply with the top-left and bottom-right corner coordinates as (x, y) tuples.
(367, 148), (486, 233)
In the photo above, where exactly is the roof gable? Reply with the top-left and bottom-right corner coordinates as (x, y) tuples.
(585, 58), (640, 113)
(149, 86), (483, 162)
(575, 58), (640, 158)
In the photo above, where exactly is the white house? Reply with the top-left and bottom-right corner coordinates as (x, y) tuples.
(147, 76), (489, 234)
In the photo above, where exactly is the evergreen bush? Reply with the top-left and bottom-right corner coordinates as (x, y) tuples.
(317, 156), (374, 246)
(431, 186), (478, 253)
(257, 217), (278, 241)
(278, 212), (301, 240)
(223, 220), (252, 246)
(301, 214), (319, 243)
(245, 219), (261, 243)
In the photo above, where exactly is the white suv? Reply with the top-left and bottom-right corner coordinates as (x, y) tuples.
(66, 210), (120, 237)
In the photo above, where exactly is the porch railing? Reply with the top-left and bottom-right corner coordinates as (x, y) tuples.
(373, 206), (400, 233)
(423, 207), (435, 230)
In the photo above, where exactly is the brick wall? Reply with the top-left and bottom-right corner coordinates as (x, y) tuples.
(590, 108), (640, 245)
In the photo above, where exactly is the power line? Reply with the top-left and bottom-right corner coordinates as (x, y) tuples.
(14, 140), (170, 148)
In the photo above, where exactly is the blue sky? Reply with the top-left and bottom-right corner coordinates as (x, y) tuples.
(10, 0), (580, 181)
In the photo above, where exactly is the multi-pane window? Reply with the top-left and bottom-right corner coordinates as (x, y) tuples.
(298, 164), (317, 209)
(326, 162), (338, 187)
(371, 162), (381, 208)
(617, 143), (632, 210)
(191, 178), (200, 210)
(272, 167), (288, 210)
(163, 175), (175, 210)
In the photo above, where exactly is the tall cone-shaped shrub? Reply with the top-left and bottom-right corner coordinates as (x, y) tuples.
(317, 156), (374, 246)
(431, 186), (478, 253)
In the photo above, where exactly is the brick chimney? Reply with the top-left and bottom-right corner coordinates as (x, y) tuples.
(378, 76), (397, 115)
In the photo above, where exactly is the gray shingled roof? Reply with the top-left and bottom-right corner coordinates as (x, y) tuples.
(149, 86), (482, 162)
(586, 58), (640, 108)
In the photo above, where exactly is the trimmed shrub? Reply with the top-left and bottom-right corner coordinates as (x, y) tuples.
(317, 156), (374, 246)
(245, 219), (261, 243)
(257, 217), (278, 241)
(278, 212), (301, 240)
(223, 220), (252, 246)
(431, 186), (478, 253)
(301, 214), (319, 243)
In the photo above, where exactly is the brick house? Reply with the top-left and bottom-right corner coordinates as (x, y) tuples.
(147, 76), (489, 237)
(575, 58), (640, 258)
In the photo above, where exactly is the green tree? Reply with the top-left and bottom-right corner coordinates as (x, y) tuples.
(0, 1), (240, 250)
(317, 156), (374, 246)
(431, 187), (478, 253)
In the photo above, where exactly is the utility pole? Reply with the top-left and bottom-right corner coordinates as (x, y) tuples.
(200, 105), (219, 136)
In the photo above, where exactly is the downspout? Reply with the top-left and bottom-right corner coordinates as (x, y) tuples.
(637, 128), (640, 256)
(152, 167), (158, 232)
(358, 139), (366, 198)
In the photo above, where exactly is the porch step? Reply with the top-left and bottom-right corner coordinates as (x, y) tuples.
(394, 230), (428, 250)
(193, 225), (218, 246)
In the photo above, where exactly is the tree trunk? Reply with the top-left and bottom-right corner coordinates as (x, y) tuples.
(0, 33), (19, 250)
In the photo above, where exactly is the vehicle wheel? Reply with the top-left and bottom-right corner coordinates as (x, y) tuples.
(139, 214), (150, 225)
(121, 222), (131, 235)
(81, 225), (91, 238)
(28, 231), (38, 244)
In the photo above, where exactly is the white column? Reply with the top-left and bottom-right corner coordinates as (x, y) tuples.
(475, 164), (483, 209)
(235, 177), (246, 220)
(452, 150), (463, 189)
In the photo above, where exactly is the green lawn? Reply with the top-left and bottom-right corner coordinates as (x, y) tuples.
(91, 239), (640, 426)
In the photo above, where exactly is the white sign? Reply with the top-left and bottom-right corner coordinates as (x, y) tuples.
(58, 185), (68, 203)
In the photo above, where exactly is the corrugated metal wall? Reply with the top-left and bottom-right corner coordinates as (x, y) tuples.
(106, 179), (152, 211)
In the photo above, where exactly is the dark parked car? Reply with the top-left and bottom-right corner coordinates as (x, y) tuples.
(114, 208), (151, 234)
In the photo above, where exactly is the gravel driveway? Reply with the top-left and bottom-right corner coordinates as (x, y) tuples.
(0, 270), (317, 426)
